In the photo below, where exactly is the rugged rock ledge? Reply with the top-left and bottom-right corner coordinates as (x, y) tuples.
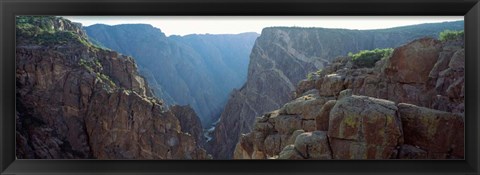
(16, 16), (209, 159)
(234, 37), (464, 159)
(209, 21), (464, 159)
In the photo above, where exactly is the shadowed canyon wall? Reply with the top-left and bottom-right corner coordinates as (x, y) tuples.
(85, 25), (258, 127)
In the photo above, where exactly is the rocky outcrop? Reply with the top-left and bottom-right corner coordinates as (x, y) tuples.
(85, 25), (259, 127)
(16, 16), (209, 159)
(235, 93), (463, 159)
(211, 21), (464, 159)
(234, 36), (464, 159)
(295, 37), (465, 114)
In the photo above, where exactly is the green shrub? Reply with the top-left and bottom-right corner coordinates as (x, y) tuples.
(79, 58), (115, 87)
(306, 69), (322, 80)
(97, 72), (116, 88)
(439, 30), (464, 41)
(307, 72), (313, 80)
(349, 48), (393, 68)
(16, 16), (56, 33)
(79, 59), (94, 73)
(16, 16), (99, 50)
(78, 58), (103, 73)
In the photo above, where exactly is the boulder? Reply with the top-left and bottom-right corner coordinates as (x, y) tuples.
(272, 115), (303, 135)
(384, 38), (442, 84)
(287, 130), (305, 146)
(294, 131), (332, 159)
(338, 89), (353, 99)
(318, 74), (345, 96)
(398, 103), (464, 158)
(316, 100), (336, 131)
(328, 95), (403, 159)
(281, 93), (332, 120)
(278, 145), (305, 159)
(295, 80), (317, 98)
(264, 134), (283, 156)
(253, 118), (274, 133)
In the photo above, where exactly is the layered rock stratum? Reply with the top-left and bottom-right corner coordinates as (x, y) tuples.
(234, 37), (464, 159)
(16, 16), (209, 159)
(210, 21), (464, 159)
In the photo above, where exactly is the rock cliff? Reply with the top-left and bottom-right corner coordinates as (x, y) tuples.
(16, 16), (209, 159)
(170, 105), (205, 147)
(210, 21), (464, 159)
(233, 36), (464, 159)
(85, 25), (259, 127)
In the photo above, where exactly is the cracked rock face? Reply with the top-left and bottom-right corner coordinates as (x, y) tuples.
(16, 16), (210, 159)
(384, 38), (442, 84)
(234, 36), (464, 159)
(235, 93), (463, 159)
(399, 103), (464, 158)
(170, 105), (206, 148)
(293, 131), (332, 159)
(210, 22), (463, 159)
(328, 95), (403, 159)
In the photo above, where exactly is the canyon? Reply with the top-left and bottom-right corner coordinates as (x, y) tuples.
(15, 16), (464, 160)
(85, 25), (258, 127)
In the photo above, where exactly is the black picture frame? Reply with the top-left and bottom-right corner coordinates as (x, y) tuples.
(1, 0), (479, 174)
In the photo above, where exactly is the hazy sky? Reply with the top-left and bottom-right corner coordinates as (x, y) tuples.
(63, 16), (463, 36)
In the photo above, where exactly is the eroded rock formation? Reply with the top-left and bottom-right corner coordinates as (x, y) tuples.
(211, 21), (464, 159)
(16, 16), (209, 159)
(234, 37), (464, 159)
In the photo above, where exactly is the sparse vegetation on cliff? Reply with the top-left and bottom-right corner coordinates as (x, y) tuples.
(235, 36), (465, 160)
(78, 58), (116, 88)
(439, 30), (464, 41)
(16, 16), (210, 159)
(348, 48), (393, 68)
(16, 16), (100, 49)
(307, 69), (323, 80)
(16, 16), (465, 160)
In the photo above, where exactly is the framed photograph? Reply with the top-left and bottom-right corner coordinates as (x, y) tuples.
(1, 0), (479, 174)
